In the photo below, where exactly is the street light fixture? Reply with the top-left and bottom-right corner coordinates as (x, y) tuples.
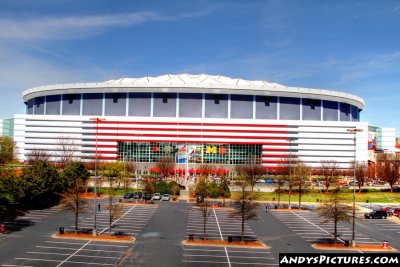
(90, 117), (105, 236)
(347, 128), (363, 247)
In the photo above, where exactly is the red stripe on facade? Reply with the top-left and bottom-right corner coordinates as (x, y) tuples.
(91, 138), (288, 145)
(261, 154), (288, 158)
(92, 120), (288, 128)
(262, 147), (289, 151)
(262, 159), (285, 163)
(94, 126), (288, 134)
(93, 132), (288, 140)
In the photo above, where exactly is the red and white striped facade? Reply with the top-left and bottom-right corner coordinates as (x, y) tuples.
(15, 74), (368, 170)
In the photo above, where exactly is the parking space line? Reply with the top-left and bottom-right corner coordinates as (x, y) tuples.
(213, 209), (232, 267)
(55, 240), (91, 267)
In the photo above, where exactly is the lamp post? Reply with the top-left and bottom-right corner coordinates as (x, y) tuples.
(347, 128), (363, 247)
(90, 117), (105, 236)
(288, 138), (292, 209)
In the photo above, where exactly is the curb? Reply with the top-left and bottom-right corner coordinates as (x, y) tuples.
(51, 233), (135, 243)
(312, 243), (397, 252)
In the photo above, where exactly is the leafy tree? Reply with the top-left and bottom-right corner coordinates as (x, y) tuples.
(195, 177), (210, 198)
(155, 180), (172, 194)
(0, 136), (16, 165)
(217, 176), (231, 206)
(317, 189), (351, 244)
(142, 177), (155, 194)
(60, 161), (90, 189)
(229, 181), (259, 242)
(318, 160), (340, 190)
(208, 182), (220, 198)
(0, 179), (14, 212)
(18, 161), (61, 205)
(169, 180), (180, 195)
(376, 153), (400, 193)
(59, 178), (89, 233)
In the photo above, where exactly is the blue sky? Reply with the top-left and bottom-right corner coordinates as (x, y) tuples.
(1, 0), (400, 134)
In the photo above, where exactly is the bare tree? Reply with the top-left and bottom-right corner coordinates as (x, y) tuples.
(292, 160), (312, 210)
(274, 174), (286, 208)
(57, 135), (78, 169)
(26, 149), (51, 164)
(319, 160), (340, 190)
(59, 178), (89, 233)
(102, 163), (124, 235)
(235, 156), (263, 192)
(198, 199), (212, 240)
(376, 153), (400, 193)
(229, 181), (259, 242)
(155, 157), (175, 179)
(317, 188), (352, 244)
(279, 156), (295, 208)
(354, 161), (368, 192)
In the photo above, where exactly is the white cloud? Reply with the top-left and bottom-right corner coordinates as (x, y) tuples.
(0, 10), (211, 41)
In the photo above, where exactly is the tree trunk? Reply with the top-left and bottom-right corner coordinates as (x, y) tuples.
(241, 215), (245, 242)
(298, 184), (302, 210)
(75, 212), (78, 234)
(203, 216), (207, 240)
(277, 183), (281, 207)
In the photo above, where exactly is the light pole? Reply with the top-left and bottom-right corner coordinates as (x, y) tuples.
(288, 138), (292, 209)
(90, 117), (105, 236)
(347, 128), (363, 247)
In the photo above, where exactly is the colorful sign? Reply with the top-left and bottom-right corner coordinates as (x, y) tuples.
(368, 133), (377, 151)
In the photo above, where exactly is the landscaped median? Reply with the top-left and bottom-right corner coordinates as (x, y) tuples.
(182, 238), (268, 249)
(312, 243), (397, 252)
(51, 232), (135, 243)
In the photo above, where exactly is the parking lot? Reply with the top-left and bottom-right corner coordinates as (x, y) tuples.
(273, 210), (383, 245)
(2, 207), (60, 233)
(2, 201), (400, 266)
(1, 203), (158, 267)
(183, 206), (278, 266)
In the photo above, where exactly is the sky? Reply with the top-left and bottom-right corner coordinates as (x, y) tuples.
(0, 0), (400, 134)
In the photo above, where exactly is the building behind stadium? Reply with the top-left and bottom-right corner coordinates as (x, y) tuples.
(1, 74), (397, 175)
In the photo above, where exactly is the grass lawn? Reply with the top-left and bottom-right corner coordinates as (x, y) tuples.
(231, 190), (400, 203)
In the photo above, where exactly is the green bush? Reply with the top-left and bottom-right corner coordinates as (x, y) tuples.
(169, 181), (180, 195)
(209, 182), (220, 198)
(155, 181), (172, 194)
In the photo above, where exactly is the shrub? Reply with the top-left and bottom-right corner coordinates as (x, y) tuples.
(169, 181), (180, 195)
(209, 182), (220, 198)
(155, 181), (172, 194)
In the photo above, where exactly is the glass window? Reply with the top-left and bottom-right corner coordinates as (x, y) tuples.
(280, 97), (300, 120)
(45, 95), (61, 115)
(33, 97), (45, 115)
(62, 94), (81, 115)
(340, 103), (351, 121)
(128, 93), (151, 117)
(179, 93), (202, 118)
(105, 93), (126, 116)
(26, 99), (34, 114)
(153, 93), (177, 117)
(205, 94), (228, 118)
(351, 105), (359, 121)
(255, 96), (277, 119)
(82, 93), (103, 116)
(302, 98), (321, 121)
(231, 94), (253, 119)
(323, 100), (338, 121)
